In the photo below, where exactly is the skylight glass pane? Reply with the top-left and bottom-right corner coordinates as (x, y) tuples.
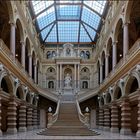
(82, 6), (101, 30)
(57, 5), (80, 19)
(80, 25), (91, 42)
(37, 7), (55, 29)
(32, 0), (54, 15)
(46, 24), (57, 42)
(58, 21), (79, 42)
(41, 24), (54, 41)
(84, 0), (106, 14)
(83, 23), (96, 40)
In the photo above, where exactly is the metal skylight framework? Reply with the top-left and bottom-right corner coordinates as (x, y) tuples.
(30, 0), (107, 44)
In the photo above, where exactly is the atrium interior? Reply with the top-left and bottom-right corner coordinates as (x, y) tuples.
(0, 0), (140, 139)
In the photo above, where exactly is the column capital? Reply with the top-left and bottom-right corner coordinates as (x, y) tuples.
(9, 20), (16, 26)
(112, 41), (118, 45)
(123, 21), (130, 27)
(20, 41), (25, 45)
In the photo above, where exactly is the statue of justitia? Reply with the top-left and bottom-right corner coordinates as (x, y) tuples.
(64, 73), (71, 88)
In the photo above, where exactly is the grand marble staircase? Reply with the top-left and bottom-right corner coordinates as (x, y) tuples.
(39, 95), (98, 136)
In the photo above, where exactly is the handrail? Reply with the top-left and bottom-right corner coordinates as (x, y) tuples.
(76, 99), (85, 125)
(52, 99), (61, 123)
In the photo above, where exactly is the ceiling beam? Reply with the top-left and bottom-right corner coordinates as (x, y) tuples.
(33, 4), (54, 21)
(56, 3), (82, 6)
(43, 22), (56, 43)
(81, 22), (93, 42)
(57, 19), (80, 21)
(38, 21), (55, 34)
(83, 4), (101, 17)
(54, 1), (59, 43)
(78, 1), (83, 43)
(81, 21), (97, 32)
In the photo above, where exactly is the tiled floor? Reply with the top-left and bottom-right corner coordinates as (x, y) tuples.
(0, 129), (139, 139)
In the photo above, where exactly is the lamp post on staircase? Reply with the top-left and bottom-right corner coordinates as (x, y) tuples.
(84, 107), (90, 128)
(47, 107), (53, 128)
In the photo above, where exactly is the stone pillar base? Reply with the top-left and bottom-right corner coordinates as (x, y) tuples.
(120, 128), (131, 135)
(18, 127), (27, 132)
(7, 128), (17, 134)
(111, 127), (119, 133)
(136, 130), (140, 137)
(104, 126), (110, 131)
(27, 126), (33, 131)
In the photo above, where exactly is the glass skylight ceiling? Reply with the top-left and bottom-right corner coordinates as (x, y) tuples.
(31, 0), (107, 43)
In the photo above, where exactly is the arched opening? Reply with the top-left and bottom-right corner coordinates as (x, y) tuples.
(114, 86), (122, 100)
(106, 93), (111, 103)
(16, 86), (23, 100)
(32, 51), (35, 81)
(25, 38), (30, 73)
(52, 51), (56, 57)
(107, 38), (113, 73)
(26, 93), (31, 103)
(0, 1), (11, 49)
(1, 76), (12, 93)
(125, 76), (139, 94)
(48, 81), (54, 89)
(36, 61), (39, 84)
(15, 19), (23, 63)
(86, 51), (90, 59)
(46, 51), (51, 59)
(82, 81), (88, 89)
(80, 51), (85, 59)
(101, 52), (105, 81)
(116, 19), (123, 63)
(100, 97), (104, 106)
(128, 1), (140, 49)
(97, 61), (100, 85)
(33, 97), (36, 105)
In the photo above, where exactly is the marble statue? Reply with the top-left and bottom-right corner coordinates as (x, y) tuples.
(64, 73), (71, 87)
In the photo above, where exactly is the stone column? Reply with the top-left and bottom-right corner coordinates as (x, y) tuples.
(104, 107), (110, 131)
(29, 55), (32, 77)
(112, 42), (117, 69)
(34, 63), (37, 83)
(136, 96), (140, 137)
(27, 107), (33, 130)
(77, 64), (80, 89)
(105, 54), (109, 77)
(33, 108), (38, 129)
(60, 64), (62, 89)
(123, 22), (129, 58)
(0, 95), (2, 136)
(56, 64), (59, 89)
(100, 64), (103, 84)
(10, 22), (16, 58)
(111, 103), (119, 133)
(99, 108), (104, 129)
(7, 98), (17, 134)
(21, 41), (25, 68)
(74, 64), (77, 88)
(120, 99), (131, 135)
(18, 104), (26, 132)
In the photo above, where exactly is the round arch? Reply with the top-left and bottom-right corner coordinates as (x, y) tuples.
(113, 86), (122, 100)
(125, 73), (140, 95)
(16, 85), (24, 100)
(106, 93), (112, 104)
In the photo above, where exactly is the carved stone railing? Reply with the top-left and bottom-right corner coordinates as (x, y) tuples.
(76, 99), (86, 125)
(47, 98), (61, 128)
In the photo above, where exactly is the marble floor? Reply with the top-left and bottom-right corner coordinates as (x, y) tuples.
(0, 129), (139, 139)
